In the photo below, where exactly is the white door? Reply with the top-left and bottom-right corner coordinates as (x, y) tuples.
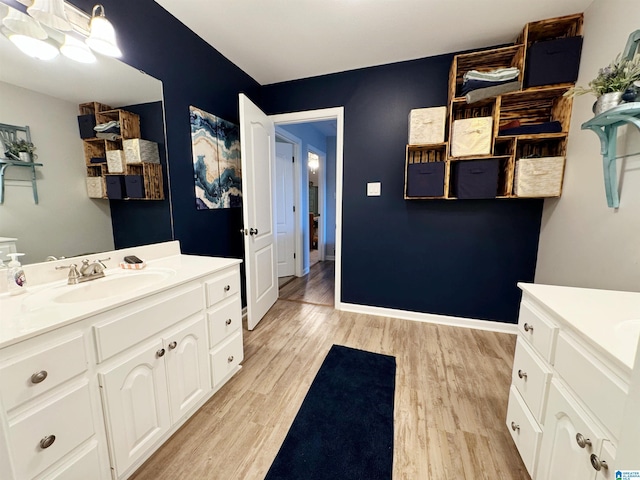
(239, 93), (278, 330)
(98, 340), (171, 476)
(275, 142), (295, 277)
(164, 317), (210, 423)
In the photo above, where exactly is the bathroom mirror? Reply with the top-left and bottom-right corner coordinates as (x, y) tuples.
(0, 10), (171, 265)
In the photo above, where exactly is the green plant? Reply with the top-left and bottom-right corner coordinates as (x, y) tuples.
(565, 53), (640, 97)
(6, 139), (37, 160)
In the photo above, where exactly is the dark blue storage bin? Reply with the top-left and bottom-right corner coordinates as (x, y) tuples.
(451, 159), (499, 199)
(124, 175), (145, 198)
(525, 36), (583, 88)
(77, 114), (96, 139)
(407, 162), (445, 197)
(106, 175), (125, 199)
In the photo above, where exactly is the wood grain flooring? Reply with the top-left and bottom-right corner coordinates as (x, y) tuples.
(130, 263), (529, 480)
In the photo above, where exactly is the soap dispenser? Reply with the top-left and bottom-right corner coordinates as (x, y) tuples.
(6, 253), (26, 295)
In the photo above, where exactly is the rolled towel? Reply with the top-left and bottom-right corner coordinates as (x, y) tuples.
(96, 132), (119, 141)
(465, 81), (522, 103)
(94, 120), (120, 132)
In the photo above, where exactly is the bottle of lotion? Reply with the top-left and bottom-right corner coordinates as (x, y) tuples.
(6, 253), (26, 295)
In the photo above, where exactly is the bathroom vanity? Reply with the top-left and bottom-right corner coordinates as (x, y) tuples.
(506, 283), (640, 479)
(0, 241), (243, 480)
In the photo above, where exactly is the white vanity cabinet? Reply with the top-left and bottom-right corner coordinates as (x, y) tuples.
(506, 284), (632, 480)
(0, 246), (243, 480)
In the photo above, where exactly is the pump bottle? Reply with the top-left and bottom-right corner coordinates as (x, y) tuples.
(6, 253), (26, 295)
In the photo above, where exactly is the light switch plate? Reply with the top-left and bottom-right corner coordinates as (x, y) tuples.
(367, 182), (381, 196)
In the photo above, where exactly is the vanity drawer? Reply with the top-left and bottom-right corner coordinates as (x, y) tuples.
(554, 332), (626, 440)
(208, 297), (242, 345)
(93, 284), (202, 362)
(42, 442), (104, 480)
(8, 383), (95, 480)
(512, 338), (553, 424)
(518, 300), (559, 364)
(205, 268), (240, 307)
(210, 331), (243, 387)
(0, 334), (87, 411)
(506, 385), (542, 478)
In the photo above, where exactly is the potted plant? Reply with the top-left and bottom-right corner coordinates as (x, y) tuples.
(6, 139), (37, 162)
(565, 53), (640, 114)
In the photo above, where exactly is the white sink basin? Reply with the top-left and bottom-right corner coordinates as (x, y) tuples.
(24, 268), (175, 308)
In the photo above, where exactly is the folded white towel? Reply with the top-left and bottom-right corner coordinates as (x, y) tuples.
(463, 67), (520, 82)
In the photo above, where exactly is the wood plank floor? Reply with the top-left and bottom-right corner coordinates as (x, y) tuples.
(131, 263), (529, 480)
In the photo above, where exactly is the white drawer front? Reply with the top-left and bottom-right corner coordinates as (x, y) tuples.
(205, 268), (240, 307)
(518, 301), (558, 364)
(93, 284), (202, 362)
(211, 332), (243, 387)
(42, 442), (104, 480)
(512, 338), (553, 424)
(555, 332), (626, 440)
(506, 385), (542, 478)
(208, 297), (242, 346)
(9, 383), (95, 480)
(0, 334), (87, 411)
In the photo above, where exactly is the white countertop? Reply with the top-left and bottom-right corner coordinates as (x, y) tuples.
(0, 244), (241, 349)
(519, 283), (640, 372)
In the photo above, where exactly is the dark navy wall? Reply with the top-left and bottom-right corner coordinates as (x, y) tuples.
(262, 57), (543, 323)
(71, 0), (260, 263)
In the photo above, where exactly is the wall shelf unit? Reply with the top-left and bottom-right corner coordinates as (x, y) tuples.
(405, 13), (583, 201)
(0, 123), (43, 205)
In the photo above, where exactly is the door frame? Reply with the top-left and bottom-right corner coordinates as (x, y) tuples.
(270, 107), (344, 310)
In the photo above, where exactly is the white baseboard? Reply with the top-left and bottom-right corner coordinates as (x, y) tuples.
(337, 302), (518, 335)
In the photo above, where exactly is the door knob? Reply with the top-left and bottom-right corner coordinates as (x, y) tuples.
(249, 228), (259, 236)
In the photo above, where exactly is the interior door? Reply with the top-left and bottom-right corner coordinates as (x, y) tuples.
(239, 93), (278, 330)
(275, 142), (295, 277)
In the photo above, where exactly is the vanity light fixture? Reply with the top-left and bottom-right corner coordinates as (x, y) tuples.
(60, 33), (96, 63)
(27, 0), (72, 32)
(85, 4), (121, 58)
(7, 32), (59, 59)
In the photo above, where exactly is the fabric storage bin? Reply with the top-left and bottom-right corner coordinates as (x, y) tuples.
(105, 175), (125, 199)
(408, 107), (447, 145)
(86, 177), (103, 198)
(451, 159), (499, 199)
(106, 150), (125, 173)
(450, 117), (493, 157)
(406, 162), (445, 197)
(514, 156), (565, 197)
(525, 36), (583, 87)
(123, 139), (160, 164)
(124, 175), (145, 198)
(77, 114), (97, 139)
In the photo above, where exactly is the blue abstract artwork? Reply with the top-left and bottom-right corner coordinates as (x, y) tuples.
(190, 106), (242, 209)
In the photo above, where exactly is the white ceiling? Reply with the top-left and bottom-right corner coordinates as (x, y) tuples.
(155, 0), (594, 85)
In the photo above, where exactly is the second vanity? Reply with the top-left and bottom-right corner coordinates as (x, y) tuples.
(506, 283), (640, 479)
(0, 241), (243, 480)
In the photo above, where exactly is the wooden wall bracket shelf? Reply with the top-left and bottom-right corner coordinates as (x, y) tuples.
(0, 123), (43, 205)
(581, 103), (640, 208)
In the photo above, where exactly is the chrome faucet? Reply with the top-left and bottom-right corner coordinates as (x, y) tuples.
(56, 257), (111, 285)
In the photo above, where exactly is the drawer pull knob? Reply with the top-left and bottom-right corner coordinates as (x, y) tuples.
(168, 341), (177, 350)
(228, 355), (234, 363)
(39, 435), (56, 449)
(31, 370), (48, 384)
(226, 318), (232, 326)
(517, 370), (527, 379)
(510, 422), (519, 432)
(590, 454), (608, 471)
(523, 323), (534, 333)
(224, 285), (231, 292)
(576, 433), (592, 448)
(156, 348), (166, 358)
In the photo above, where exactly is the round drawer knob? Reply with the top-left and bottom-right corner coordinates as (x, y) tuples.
(576, 433), (592, 448)
(590, 454), (608, 471)
(31, 370), (48, 384)
(523, 323), (534, 333)
(224, 285), (231, 292)
(510, 422), (519, 432)
(39, 435), (56, 449)
(168, 341), (177, 350)
(225, 319), (232, 326)
(517, 369), (527, 379)
(227, 355), (234, 363)
(156, 348), (165, 358)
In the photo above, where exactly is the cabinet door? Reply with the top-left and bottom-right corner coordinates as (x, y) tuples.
(536, 380), (605, 480)
(99, 340), (171, 476)
(164, 316), (210, 423)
